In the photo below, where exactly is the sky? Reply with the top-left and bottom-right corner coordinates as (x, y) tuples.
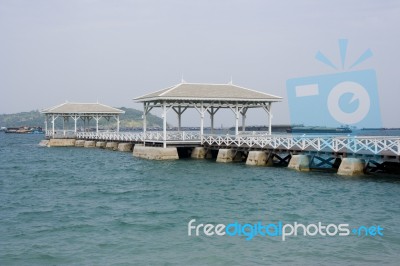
(1, 0), (399, 127)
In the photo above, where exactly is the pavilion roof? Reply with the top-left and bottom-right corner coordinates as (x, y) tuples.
(41, 102), (125, 114)
(134, 82), (282, 102)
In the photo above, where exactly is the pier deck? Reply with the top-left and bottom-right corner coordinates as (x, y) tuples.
(46, 131), (400, 157)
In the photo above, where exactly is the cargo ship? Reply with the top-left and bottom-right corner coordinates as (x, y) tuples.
(286, 126), (352, 134)
(229, 124), (303, 133)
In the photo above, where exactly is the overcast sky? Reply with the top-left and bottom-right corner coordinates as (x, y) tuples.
(1, 0), (399, 127)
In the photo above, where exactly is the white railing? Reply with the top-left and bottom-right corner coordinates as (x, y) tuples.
(46, 130), (76, 138)
(75, 131), (143, 141)
(46, 130), (400, 156)
(74, 131), (201, 142)
(201, 134), (400, 156)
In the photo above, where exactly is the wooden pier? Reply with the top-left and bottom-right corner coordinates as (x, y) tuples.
(43, 130), (400, 175)
(40, 82), (400, 176)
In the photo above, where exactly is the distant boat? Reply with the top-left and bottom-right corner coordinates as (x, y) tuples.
(286, 126), (352, 134)
(229, 124), (304, 132)
(361, 128), (400, 131)
(5, 127), (44, 134)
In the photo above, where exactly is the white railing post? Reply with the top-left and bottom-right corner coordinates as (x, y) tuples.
(397, 140), (400, 156)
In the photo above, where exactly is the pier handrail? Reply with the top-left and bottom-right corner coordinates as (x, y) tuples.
(201, 134), (400, 156)
(74, 131), (201, 142)
(47, 130), (400, 156)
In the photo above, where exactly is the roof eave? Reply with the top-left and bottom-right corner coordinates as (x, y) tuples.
(134, 96), (282, 102)
(41, 111), (125, 114)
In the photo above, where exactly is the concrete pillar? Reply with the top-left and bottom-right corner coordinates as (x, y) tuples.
(216, 149), (241, 163)
(246, 151), (273, 166)
(84, 140), (96, 148)
(337, 158), (365, 176)
(288, 155), (310, 171)
(118, 143), (133, 152)
(133, 145), (179, 160)
(105, 142), (119, 151)
(48, 139), (76, 147)
(75, 140), (85, 147)
(96, 141), (106, 149)
(191, 147), (206, 159)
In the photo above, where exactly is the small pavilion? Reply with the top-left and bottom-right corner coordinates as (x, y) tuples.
(41, 102), (125, 136)
(134, 82), (282, 148)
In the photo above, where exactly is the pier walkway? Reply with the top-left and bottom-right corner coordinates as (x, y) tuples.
(46, 130), (400, 156)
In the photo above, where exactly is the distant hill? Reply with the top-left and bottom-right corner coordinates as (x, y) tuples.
(117, 107), (163, 129)
(0, 107), (163, 129)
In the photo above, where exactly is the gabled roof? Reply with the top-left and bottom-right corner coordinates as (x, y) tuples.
(134, 83), (282, 102)
(41, 102), (125, 114)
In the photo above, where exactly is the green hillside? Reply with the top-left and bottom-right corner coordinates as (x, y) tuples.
(0, 107), (163, 129)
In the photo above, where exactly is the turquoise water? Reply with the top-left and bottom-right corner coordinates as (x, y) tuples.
(1, 133), (400, 265)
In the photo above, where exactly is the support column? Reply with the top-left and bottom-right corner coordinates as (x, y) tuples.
(200, 103), (204, 138)
(246, 151), (273, 166)
(194, 104), (207, 142)
(96, 115), (99, 133)
(235, 105), (239, 135)
(62, 117), (65, 136)
(87, 117), (92, 132)
(73, 116), (78, 133)
(116, 116), (120, 132)
(94, 115), (100, 134)
(268, 102), (272, 135)
(210, 109), (214, 134)
(216, 149), (242, 163)
(172, 106), (187, 132)
(178, 106), (182, 131)
(162, 102), (167, 148)
(207, 107), (219, 134)
(82, 117), (88, 132)
(52, 114), (55, 136)
(191, 147), (207, 159)
(242, 114), (246, 132)
(262, 103), (273, 135)
(241, 107), (247, 133)
(288, 155), (311, 171)
(143, 103), (147, 146)
(133, 145), (179, 160)
(337, 158), (365, 176)
(44, 116), (48, 133)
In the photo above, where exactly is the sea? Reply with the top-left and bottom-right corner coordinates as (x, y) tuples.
(1, 132), (400, 265)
